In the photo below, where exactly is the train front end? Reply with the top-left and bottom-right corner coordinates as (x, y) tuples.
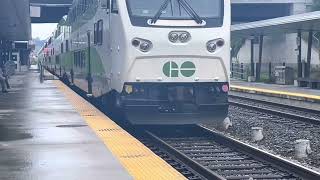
(114, 0), (230, 125)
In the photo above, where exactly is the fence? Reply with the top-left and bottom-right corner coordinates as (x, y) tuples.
(231, 62), (247, 80)
(231, 61), (320, 83)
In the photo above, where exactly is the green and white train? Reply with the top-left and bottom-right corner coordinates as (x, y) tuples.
(40, 0), (231, 125)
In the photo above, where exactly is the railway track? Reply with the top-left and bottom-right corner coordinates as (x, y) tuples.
(229, 95), (320, 125)
(142, 125), (320, 180)
(139, 137), (206, 180)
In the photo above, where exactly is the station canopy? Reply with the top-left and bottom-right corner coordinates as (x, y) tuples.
(232, 11), (320, 38)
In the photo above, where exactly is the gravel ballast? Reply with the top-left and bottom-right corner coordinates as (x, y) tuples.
(204, 105), (320, 172)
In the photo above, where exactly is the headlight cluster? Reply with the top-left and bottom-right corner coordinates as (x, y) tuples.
(168, 31), (191, 43)
(132, 38), (153, 52)
(206, 39), (225, 53)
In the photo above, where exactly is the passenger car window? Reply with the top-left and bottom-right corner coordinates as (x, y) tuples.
(98, 20), (103, 45)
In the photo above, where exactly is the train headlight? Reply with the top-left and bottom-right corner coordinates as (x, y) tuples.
(124, 85), (133, 94)
(206, 39), (225, 53)
(179, 32), (190, 43)
(168, 31), (191, 43)
(132, 39), (140, 47)
(169, 32), (179, 43)
(140, 41), (152, 52)
(216, 39), (225, 47)
(132, 38), (153, 52)
(206, 41), (217, 53)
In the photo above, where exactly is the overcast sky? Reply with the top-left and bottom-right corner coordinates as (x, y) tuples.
(32, 23), (58, 40)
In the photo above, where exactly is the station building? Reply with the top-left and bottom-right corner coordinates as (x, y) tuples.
(0, 0), (71, 71)
(231, 0), (320, 80)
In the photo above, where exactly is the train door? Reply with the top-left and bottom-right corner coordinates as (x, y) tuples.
(103, 1), (112, 94)
(87, 31), (93, 95)
(109, 0), (122, 92)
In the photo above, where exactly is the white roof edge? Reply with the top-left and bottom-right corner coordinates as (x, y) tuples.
(232, 11), (320, 32)
(30, 3), (72, 7)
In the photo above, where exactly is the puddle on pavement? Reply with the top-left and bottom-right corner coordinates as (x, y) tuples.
(0, 109), (16, 113)
(0, 125), (33, 141)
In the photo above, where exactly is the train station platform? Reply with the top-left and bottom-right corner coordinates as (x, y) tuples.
(230, 80), (320, 110)
(0, 69), (185, 180)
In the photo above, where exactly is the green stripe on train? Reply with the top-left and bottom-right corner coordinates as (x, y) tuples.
(56, 47), (106, 75)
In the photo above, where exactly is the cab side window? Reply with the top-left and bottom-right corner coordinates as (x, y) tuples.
(61, 43), (64, 53)
(66, 40), (69, 52)
(94, 20), (103, 45)
(97, 20), (103, 45)
(111, 0), (118, 14)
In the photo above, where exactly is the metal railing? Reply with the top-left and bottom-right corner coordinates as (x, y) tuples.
(231, 62), (246, 80)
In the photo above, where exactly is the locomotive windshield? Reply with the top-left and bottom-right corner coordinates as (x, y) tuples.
(126, 0), (223, 27)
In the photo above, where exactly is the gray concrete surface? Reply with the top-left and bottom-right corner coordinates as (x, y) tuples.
(230, 91), (320, 111)
(0, 70), (132, 180)
(232, 80), (320, 96)
(231, 80), (320, 111)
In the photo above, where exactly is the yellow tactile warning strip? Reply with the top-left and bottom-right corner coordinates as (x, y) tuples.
(231, 85), (320, 101)
(53, 81), (186, 180)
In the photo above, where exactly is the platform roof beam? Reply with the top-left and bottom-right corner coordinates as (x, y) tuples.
(232, 11), (320, 37)
(30, 0), (72, 23)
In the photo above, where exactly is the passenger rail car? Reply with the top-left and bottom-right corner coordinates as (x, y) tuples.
(40, 0), (231, 125)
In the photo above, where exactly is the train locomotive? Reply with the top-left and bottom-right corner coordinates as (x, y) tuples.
(40, 0), (231, 125)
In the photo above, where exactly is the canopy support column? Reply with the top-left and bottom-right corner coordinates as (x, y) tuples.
(250, 38), (255, 77)
(297, 31), (302, 78)
(306, 30), (313, 78)
(256, 35), (264, 81)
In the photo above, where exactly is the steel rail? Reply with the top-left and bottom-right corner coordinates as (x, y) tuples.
(229, 95), (320, 125)
(229, 94), (320, 114)
(199, 125), (320, 180)
(145, 130), (226, 180)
